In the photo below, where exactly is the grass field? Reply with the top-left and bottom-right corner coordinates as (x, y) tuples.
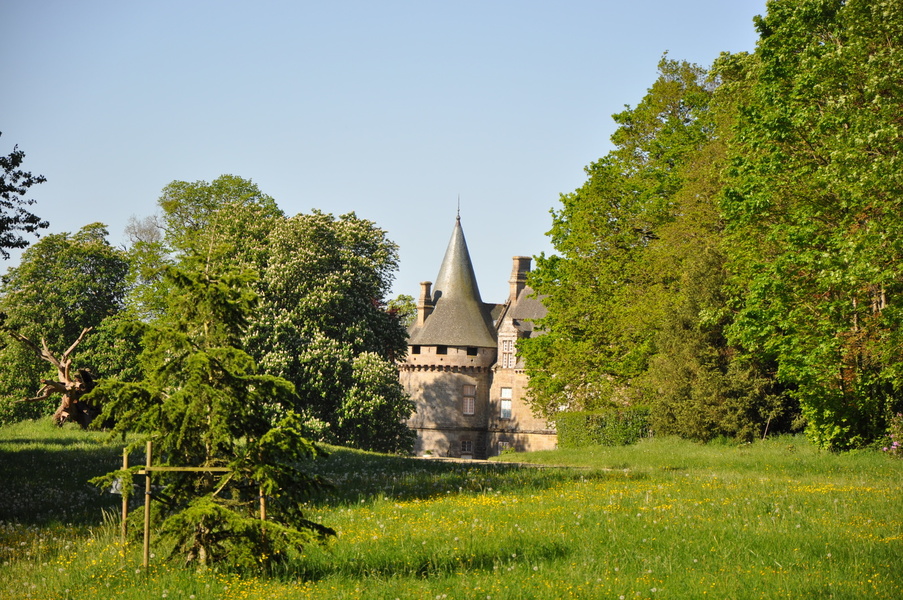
(0, 420), (901, 599)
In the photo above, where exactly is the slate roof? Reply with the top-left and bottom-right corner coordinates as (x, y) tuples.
(509, 286), (547, 336)
(408, 217), (498, 348)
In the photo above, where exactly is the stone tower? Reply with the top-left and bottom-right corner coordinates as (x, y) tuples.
(400, 215), (501, 458)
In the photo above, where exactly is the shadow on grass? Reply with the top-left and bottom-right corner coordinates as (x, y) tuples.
(0, 436), (115, 448)
(0, 444), (123, 525)
(0, 434), (648, 527)
(289, 538), (574, 581)
(308, 447), (646, 507)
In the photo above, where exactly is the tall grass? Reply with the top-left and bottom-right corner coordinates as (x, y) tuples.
(1, 421), (900, 599)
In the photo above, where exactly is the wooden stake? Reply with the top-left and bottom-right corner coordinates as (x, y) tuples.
(131, 444), (233, 569)
(121, 448), (129, 547)
(143, 441), (152, 569)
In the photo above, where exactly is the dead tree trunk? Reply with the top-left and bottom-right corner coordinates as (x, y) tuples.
(3, 327), (98, 428)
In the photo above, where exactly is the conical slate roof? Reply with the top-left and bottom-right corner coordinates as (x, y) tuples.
(408, 216), (497, 348)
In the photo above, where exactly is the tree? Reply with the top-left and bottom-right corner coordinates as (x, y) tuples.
(341, 351), (415, 453)
(387, 294), (417, 329)
(89, 252), (333, 567)
(521, 58), (718, 417)
(0, 326), (98, 427)
(123, 176), (283, 322)
(0, 223), (129, 423)
(247, 211), (414, 452)
(158, 175), (283, 265)
(521, 55), (796, 441)
(628, 51), (798, 442)
(132, 178), (415, 453)
(722, 0), (903, 448)
(0, 132), (47, 259)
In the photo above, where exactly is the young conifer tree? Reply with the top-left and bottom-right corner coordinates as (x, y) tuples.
(89, 247), (333, 568)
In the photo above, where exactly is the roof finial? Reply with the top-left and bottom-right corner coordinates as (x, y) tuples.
(457, 195), (461, 221)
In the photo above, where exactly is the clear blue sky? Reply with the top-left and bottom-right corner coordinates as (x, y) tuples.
(2, 0), (767, 301)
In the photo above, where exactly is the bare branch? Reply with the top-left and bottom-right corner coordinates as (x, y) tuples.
(63, 327), (93, 361)
(61, 327), (92, 382)
(2, 328), (43, 361)
(19, 381), (65, 403)
(1, 327), (98, 427)
(39, 338), (63, 371)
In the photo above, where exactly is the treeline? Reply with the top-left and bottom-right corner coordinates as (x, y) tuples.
(521, 0), (903, 450)
(0, 176), (415, 453)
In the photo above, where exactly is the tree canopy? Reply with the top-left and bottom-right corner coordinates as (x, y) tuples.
(0, 223), (129, 423)
(721, 0), (903, 448)
(523, 0), (903, 449)
(0, 132), (47, 259)
(121, 177), (414, 453)
(0, 175), (414, 455)
(246, 210), (412, 451)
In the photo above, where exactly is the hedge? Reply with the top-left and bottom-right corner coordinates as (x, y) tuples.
(555, 406), (652, 448)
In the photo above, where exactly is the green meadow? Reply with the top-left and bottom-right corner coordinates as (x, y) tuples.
(1, 420), (900, 600)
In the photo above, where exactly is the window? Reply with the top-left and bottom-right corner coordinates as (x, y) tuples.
(500, 339), (514, 368)
(436, 345), (447, 355)
(411, 345), (420, 355)
(466, 347), (478, 356)
(462, 384), (476, 415)
(500, 387), (512, 419)
(461, 440), (473, 454)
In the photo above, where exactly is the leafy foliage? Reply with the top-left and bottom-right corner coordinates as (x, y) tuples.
(387, 294), (417, 329)
(122, 178), (415, 453)
(522, 58), (717, 416)
(882, 412), (903, 457)
(555, 407), (651, 448)
(122, 175), (283, 322)
(157, 175), (283, 261)
(522, 57), (793, 441)
(89, 253), (333, 567)
(246, 210), (412, 451)
(0, 223), (129, 423)
(0, 132), (47, 259)
(722, 0), (903, 448)
(339, 352), (415, 453)
(525, 3), (903, 449)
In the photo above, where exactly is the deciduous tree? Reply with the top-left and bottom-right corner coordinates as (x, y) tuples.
(131, 178), (415, 453)
(521, 58), (718, 417)
(0, 223), (129, 423)
(722, 0), (903, 448)
(247, 211), (413, 452)
(0, 132), (47, 259)
(521, 55), (796, 441)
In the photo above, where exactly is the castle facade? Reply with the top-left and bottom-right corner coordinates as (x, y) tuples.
(399, 216), (557, 458)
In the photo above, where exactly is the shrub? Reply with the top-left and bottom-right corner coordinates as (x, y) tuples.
(555, 406), (651, 448)
(883, 413), (903, 458)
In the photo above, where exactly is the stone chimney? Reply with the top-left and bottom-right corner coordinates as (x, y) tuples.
(416, 281), (434, 327)
(509, 256), (532, 304)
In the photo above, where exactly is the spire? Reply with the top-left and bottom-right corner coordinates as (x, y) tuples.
(408, 215), (497, 347)
(432, 216), (482, 304)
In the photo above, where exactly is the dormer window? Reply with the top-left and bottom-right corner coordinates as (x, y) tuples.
(500, 338), (515, 368)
